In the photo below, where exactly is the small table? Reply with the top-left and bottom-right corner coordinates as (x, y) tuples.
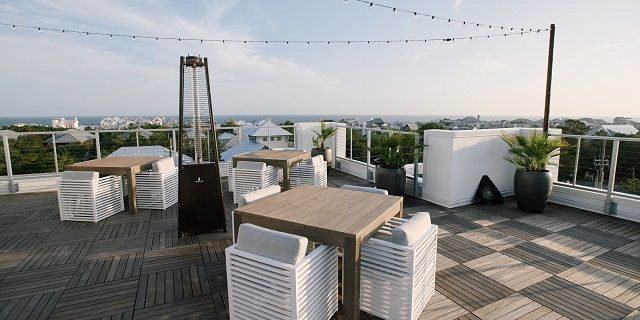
(232, 150), (311, 191)
(65, 156), (161, 214)
(233, 185), (403, 320)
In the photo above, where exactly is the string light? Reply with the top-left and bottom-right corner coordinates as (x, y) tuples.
(1, 22), (549, 46)
(352, 0), (540, 31)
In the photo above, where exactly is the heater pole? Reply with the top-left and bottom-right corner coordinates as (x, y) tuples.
(543, 24), (555, 135)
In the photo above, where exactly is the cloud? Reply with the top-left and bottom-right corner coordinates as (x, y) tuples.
(452, 0), (463, 10)
(0, 0), (340, 116)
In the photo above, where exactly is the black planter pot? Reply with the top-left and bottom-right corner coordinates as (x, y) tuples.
(514, 170), (553, 213)
(311, 147), (332, 165)
(375, 167), (406, 196)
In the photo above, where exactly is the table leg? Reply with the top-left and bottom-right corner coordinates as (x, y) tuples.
(342, 237), (361, 320)
(233, 212), (242, 243)
(282, 165), (291, 191)
(127, 170), (138, 214)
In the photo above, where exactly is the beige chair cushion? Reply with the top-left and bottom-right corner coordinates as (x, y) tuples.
(341, 184), (388, 195)
(236, 161), (267, 170)
(236, 223), (308, 265)
(309, 155), (324, 165)
(238, 185), (281, 207)
(62, 171), (99, 181)
(392, 212), (431, 246)
(152, 157), (176, 173)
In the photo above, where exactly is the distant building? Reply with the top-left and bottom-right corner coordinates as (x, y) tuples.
(45, 130), (95, 145)
(52, 117), (80, 130)
(589, 125), (639, 136)
(150, 117), (164, 126)
(220, 141), (268, 162)
(401, 123), (418, 132)
(243, 120), (293, 149)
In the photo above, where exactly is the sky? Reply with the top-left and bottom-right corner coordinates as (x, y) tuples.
(0, 0), (639, 119)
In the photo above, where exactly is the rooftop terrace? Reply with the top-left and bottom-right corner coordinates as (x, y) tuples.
(0, 170), (639, 319)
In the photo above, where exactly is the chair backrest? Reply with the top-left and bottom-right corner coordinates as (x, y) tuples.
(236, 161), (267, 171)
(238, 185), (281, 207)
(392, 212), (431, 246)
(62, 171), (99, 181)
(152, 157), (176, 173)
(341, 184), (388, 195)
(235, 223), (308, 265)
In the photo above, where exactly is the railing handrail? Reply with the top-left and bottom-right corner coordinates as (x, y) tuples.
(549, 133), (640, 142)
(341, 125), (419, 136)
(1, 125), (296, 136)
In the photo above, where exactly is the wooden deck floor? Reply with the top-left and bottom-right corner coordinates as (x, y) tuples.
(0, 170), (639, 319)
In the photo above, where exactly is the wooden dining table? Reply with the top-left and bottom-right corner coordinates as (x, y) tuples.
(232, 150), (311, 191)
(233, 185), (404, 320)
(65, 156), (161, 214)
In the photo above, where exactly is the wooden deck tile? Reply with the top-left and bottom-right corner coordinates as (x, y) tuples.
(132, 294), (216, 319)
(436, 253), (459, 272)
(67, 252), (144, 288)
(141, 244), (203, 274)
(14, 241), (91, 272)
(432, 215), (483, 234)
(501, 241), (583, 275)
(438, 234), (496, 263)
(558, 262), (640, 309)
(97, 221), (150, 240)
(135, 265), (210, 309)
(588, 251), (640, 281)
(515, 214), (576, 232)
(532, 234), (609, 262)
(453, 209), (510, 227)
(0, 263), (78, 301)
(418, 291), (468, 320)
(488, 220), (552, 241)
(580, 219), (640, 241)
(145, 230), (198, 251)
(559, 225), (632, 250)
(87, 235), (147, 259)
(436, 264), (514, 312)
(521, 276), (634, 320)
(465, 252), (551, 291)
(0, 290), (63, 320)
(49, 278), (138, 320)
(472, 293), (564, 320)
(459, 228), (525, 252)
(0, 233), (48, 253)
(616, 239), (640, 258)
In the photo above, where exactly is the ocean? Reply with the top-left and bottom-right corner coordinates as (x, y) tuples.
(0, 114), (614, 127)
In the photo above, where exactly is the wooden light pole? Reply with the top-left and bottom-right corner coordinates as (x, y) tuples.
(543, 24), (555, 134)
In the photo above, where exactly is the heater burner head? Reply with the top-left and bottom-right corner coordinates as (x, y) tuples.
(185, 56), (204, 67)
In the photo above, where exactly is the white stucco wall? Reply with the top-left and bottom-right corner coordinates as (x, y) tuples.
(294, 122), (346, 166)
(421, 128), (561, 208)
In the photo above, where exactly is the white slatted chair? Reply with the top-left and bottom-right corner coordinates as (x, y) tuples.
(233, 185), (281, 242)
(360, 212), (438, 320)
(232, 161), (279, 204)
(340, 184), (388, 195)
(58, 171), (124, 222)
(218, 161), (230, 178)
(290, 155), (327, 188)
(226, 224), (338, 320)
(135, 157), (178, 210)
(227, 160), (235, 192)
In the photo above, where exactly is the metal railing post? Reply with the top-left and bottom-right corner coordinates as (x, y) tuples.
(598, 140), (607, 188)
(95, 130), (101, 159)
(604, 140), (620, 214)
(572, 137), (581, 186)
(366, 129), (372, 180)
(172, 129), (177, 154)
(350, 127), (353, 159)
(52, 134), (59, 173)
(3, 135), (15, 192)
(413, 133), (420, 197)
(135, 130), (140, 154)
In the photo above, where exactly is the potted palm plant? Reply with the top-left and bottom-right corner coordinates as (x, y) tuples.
(311, 122), (338, 165)
(501, 131), (568, 213)
(370, 133), (417, 196)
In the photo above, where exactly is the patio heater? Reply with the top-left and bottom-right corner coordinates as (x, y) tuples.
(177, 56), (226, 235)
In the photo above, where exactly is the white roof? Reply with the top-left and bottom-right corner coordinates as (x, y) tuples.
(220, 142), (267, 161)
(245, 120), (292, 137)
(108, 145), (194, 164)
(597, 125), (638, 136)
(218, 132), (235, 140)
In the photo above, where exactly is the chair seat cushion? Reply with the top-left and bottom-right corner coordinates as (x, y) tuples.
(236, 224), (308, 265)
(152, 157), (176, 173)
(392, 212), (431, 246)
(238, 185), (281, 206)
(62, 171), (99, 181)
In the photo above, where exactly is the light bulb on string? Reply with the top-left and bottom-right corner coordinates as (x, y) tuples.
(132, 36), (136, 40)
(37, 27), (41, 32)
(61, 30), (65, 35)
(392, 8), (396, 15)
(369, 2), (373, 9)
(12, 25), (16, 30)
(413, 12), (417, 17)
(86, 32), (90, 37)
(307, 41), (310, 46)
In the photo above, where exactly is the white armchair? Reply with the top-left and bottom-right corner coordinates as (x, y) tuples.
(226, 224), (338, 320)
(290, 155), (327, 188)
(58, 171), (124, 222)
(135, 157), (178, 210)
(232, 161), (279, 204)
(360, 212), (438, 320)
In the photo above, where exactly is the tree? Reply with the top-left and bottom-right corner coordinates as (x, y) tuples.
(418, 122), (445, 131)
(559, 119), (589, 135)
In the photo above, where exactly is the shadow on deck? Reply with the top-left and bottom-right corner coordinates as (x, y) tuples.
(0, 170), (639, 319)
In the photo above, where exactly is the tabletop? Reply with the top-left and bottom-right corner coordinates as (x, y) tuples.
(232, 150), (310, 164)
(234, 185), (403, 244)
(66, 156), (161, 171)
